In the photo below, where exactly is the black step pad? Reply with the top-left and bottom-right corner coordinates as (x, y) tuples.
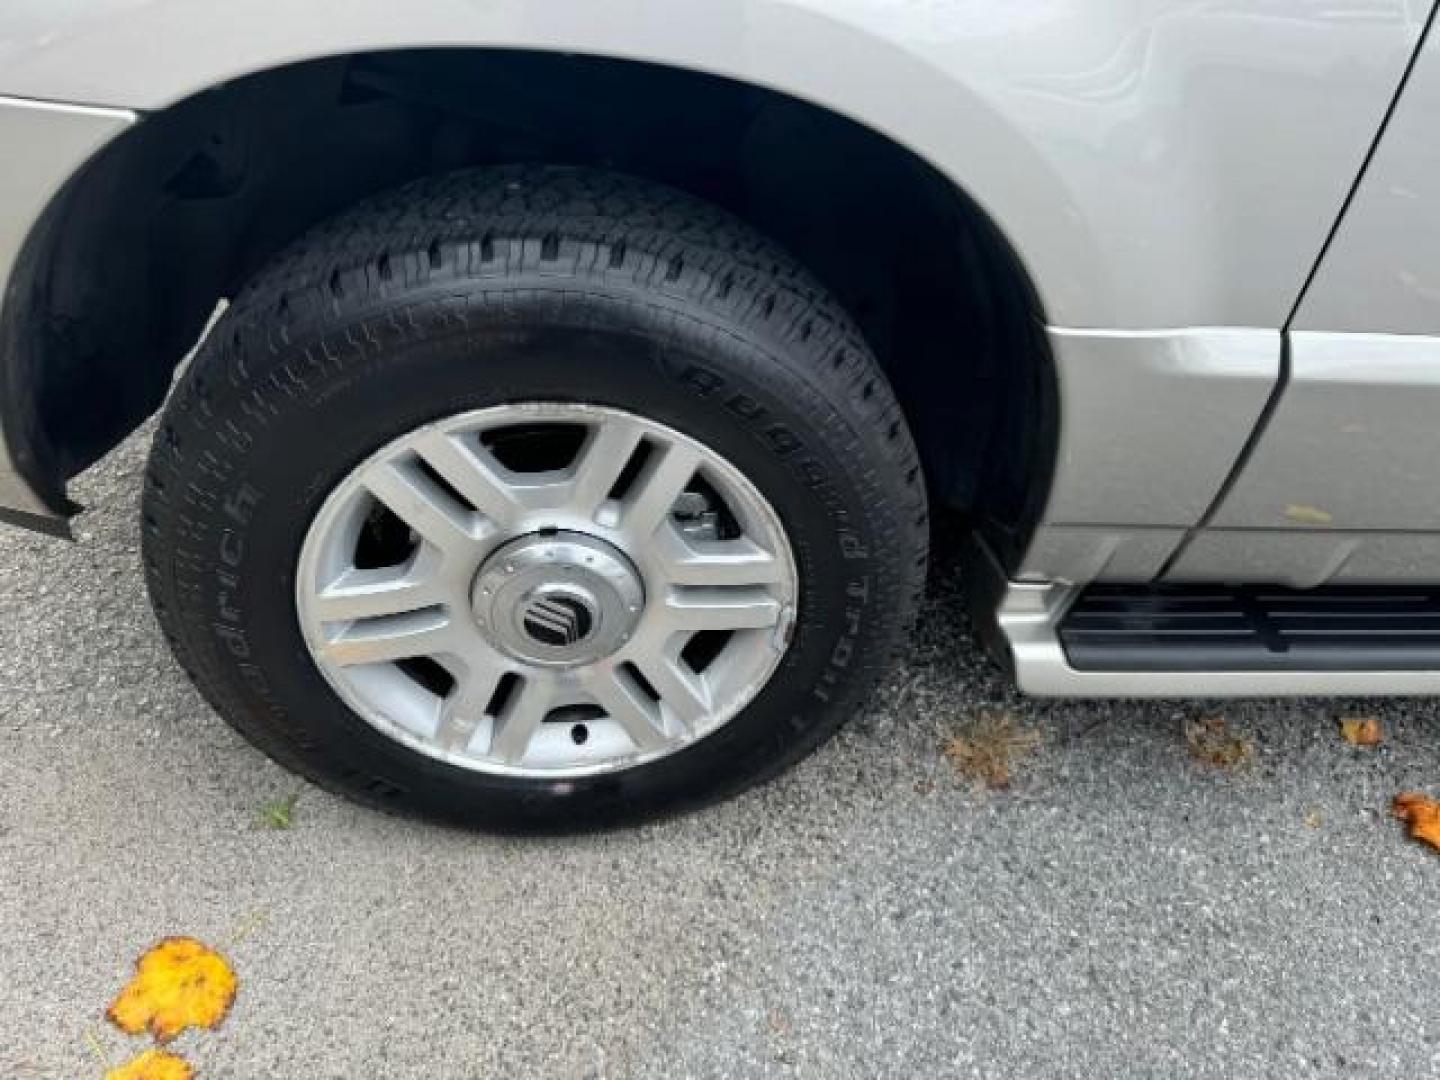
(1059, 584), (1440, 671)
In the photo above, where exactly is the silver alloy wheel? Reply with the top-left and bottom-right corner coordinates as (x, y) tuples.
(295, 402), (798, 778)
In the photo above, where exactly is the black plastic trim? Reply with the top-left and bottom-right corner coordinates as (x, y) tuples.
(0, 503), (73, 539)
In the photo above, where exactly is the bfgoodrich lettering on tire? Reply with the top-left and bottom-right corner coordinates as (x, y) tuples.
(142, 166), (928, 829)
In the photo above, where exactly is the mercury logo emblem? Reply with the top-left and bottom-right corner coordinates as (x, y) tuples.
(521, 593), (595, 648)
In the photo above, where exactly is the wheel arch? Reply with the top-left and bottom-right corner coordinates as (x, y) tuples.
(0, 46), (1057, 561)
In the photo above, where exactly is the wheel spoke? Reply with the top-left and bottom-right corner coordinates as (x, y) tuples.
(633, 655), (711, 733)
(564, 418), (646, 518)
(411, 430), (524, 527)
(621, 443), (700, 539)
(488, 676), (553, 764)
(433, 661), (508, 753)
(361, 459), (474, 557)
(654, 529), (785, 587)
(663, 587), (783, 631)
(312, 566), (439, 623)
(586, 667), (667, 751)
(320, 610), (458, 667)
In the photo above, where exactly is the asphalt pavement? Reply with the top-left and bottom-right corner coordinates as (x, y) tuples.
(3, 427), (1439, 1078)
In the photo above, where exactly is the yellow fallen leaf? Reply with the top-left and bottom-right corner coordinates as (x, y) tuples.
(1304, 810), (1322, 829)
(1393, 793), (1440, 854)
(1284, 504), (1333, 525)
(107, 937), (237, 1044)
(105, 1049), (194, 1080)
(1339, 717), (1382, 747)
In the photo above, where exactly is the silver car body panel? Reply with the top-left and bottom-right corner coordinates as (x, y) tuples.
(1017, 525), (1186, 585)
(0, 0), (1426, 330)
(1175, 22), (1440, 584)
(1293, 21), (1440, 335)
(1, 2), (1439, 695)
(1016, 326), (1278, 585)
(1161, 332), (1440, 586)
(1212, 334), (1440, 532)
(1165, 528), (1440, 588)
(1039, 328), (1278, 527)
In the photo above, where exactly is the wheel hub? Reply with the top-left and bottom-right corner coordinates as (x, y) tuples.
(471, 531), (644, 667)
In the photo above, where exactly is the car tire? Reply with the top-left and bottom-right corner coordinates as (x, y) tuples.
(142, 166), (928, 830)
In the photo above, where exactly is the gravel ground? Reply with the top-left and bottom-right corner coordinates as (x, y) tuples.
(3, 428), (1440, 1079)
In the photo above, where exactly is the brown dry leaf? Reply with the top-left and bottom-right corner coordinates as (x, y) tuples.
(941, 710), (1040, 789)
(1393, 792), (1440, 854)
(1339, 717), (1383, 747)
(107, 937), (237, 1044)
(104, 1049), (194, 1080)
(1184, 716), (1254, 771)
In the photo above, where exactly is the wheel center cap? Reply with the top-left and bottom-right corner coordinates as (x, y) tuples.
(472, 531), (644, 666)
(521, 588), (595, 647)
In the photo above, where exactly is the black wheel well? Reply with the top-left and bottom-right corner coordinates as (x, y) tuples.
(2, 48), (1055, 556)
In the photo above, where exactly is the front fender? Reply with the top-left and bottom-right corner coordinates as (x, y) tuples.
(0, 0), (1423, 330)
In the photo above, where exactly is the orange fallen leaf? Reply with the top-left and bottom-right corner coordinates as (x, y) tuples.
(1339, 717), (1382, 747)
(1393, 793), (1440, 854)
(107, 937), (237, 1044)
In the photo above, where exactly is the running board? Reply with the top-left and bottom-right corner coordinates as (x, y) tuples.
(971, 539), (1440, 697)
